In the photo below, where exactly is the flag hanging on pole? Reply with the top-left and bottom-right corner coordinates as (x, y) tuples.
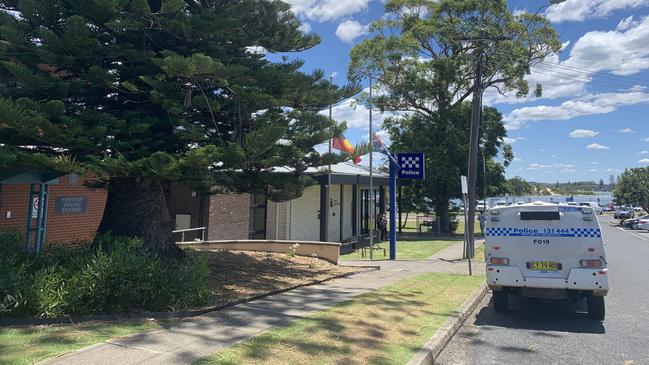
(372, 133), (399, 166)
(332, 134), (361, 164)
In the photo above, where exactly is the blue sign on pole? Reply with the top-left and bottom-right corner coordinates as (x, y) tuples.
(397, 152), (425, 180)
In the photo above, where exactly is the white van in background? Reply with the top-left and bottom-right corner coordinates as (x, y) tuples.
(485, 202), (608, 319)
(579, 201), (603, 215)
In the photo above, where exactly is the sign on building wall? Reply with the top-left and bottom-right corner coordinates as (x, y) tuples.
(397, 152), (425, 180)
(32, 197), (39, 218)
(55, 196), (88, 214)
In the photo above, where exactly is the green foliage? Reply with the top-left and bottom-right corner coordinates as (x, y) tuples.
(506, 177), (535, 195)
(614, 167), (649, 212)
(384, 103), (509, 226)
(349, 0), (562, 112)
(348, 0), (559, 232)
(0, 0), (358, 210)
(0, 232), (210, 318)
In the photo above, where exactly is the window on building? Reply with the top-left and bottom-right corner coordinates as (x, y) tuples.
(249, 194), (267, 239)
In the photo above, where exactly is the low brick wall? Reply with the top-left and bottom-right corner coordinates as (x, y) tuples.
(177, 240), (341, 264)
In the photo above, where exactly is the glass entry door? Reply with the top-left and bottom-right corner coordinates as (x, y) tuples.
(360, 189), (380, 234)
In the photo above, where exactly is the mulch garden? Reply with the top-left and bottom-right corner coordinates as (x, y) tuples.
(202, 250), (369, 306)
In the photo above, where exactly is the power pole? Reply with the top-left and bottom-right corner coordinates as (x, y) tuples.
(460, 35), (509, 258)
(466, 47), (483, 259)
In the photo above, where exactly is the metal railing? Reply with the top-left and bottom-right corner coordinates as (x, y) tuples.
(172, 227), (206, 242)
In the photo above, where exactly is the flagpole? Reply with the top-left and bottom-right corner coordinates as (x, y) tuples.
(369, 76), (374, 260)
(325, 76), (333, 242)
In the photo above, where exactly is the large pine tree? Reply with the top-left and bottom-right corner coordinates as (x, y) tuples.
(0, 0), (356, 255)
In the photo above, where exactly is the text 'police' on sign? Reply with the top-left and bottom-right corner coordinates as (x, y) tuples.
(398, 152), (425, 180)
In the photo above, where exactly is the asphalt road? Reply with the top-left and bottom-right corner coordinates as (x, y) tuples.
(438, 215), (649, 365)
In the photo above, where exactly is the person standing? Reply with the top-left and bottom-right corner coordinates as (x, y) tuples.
(377, 213), (388, 242)
(478, 211), (486, 237)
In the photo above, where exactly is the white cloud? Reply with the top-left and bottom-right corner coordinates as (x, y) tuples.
(503, 137), (524, 144)
(645, 137), (649, 142)
(589, 169), (599, 172)
(483, 54), (588, 105)
(528, 163), (551, 170)
(545, 0), (649, 23)
(570, 129), (599, 138)
(297, 22), (312, 33)
(566, 15), (649, 76)
(587, 143), (610, 150)
(245, 46), (267, 55)
(618, 128), (636, 133)
(617, 15), (640, 31)
(487, 15), (649, 107)
(285, 0), (373, 22)
(504, 89), (649, 129)
(326, 98), (374, 129)
(589, 161), (600, 165)
(513, 157), (524, 162)
(335, 20), (368, 43)
(640, 158), (649, 164)
(640, 150), (649, 154)
(607, 168), (621, 173)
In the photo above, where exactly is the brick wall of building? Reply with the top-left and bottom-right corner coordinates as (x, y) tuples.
(0, 174), (107, 245)
(207, 193), (250, 240)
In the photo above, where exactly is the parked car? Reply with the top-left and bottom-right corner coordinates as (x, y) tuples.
(638, 219), (649, 231)
(614, 207), (634, 220)
(579, 202), (603, 215)
(623, 215), (649, 229)
(634, 207), (643, 212)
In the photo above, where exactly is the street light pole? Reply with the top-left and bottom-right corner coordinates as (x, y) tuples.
(324, 76), (333, 243)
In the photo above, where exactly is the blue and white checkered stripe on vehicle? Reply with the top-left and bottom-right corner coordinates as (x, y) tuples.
(486, 227), (601, 238)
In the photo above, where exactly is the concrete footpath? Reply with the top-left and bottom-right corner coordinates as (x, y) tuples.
(44, 242), (485, 365)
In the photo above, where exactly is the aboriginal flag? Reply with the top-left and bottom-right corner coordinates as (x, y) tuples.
(332, 135), (361, 164)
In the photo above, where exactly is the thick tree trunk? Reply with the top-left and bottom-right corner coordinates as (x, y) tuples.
(98, 177), (183, 258)
(399, 212), (409, 230)
(435, 202), (451, 234)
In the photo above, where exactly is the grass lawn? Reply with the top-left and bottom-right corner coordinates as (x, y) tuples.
(474, 241), (485, 263)
(340, 240), (455, 260)
(396, 216), (482, 237)
(195, 272), (484, 365)
(0, 320), (160, 365)
(454, 219), (483, 236)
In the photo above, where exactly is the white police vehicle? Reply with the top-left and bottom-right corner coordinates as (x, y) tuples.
(485, 201), (608, 319)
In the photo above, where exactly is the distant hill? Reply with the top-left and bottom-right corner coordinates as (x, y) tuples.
(529, 181), (612, 195)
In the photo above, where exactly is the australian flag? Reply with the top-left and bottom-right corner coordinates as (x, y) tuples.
(372, 133), (399, 166)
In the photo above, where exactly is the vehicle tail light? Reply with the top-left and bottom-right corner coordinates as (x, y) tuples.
(580, 259), (603, 268)
(490, 257), (509, 265)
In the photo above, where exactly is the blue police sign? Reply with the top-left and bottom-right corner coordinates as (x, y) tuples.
(398, 152), (425, 179)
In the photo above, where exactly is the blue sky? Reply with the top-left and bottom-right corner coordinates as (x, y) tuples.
(274, 0), (649, 183)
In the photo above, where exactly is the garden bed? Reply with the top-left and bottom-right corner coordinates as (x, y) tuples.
(203, 250), (368, 306)
(1, 250), (368, 365)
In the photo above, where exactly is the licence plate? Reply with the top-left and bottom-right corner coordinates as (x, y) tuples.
(530, 261), (559, 271)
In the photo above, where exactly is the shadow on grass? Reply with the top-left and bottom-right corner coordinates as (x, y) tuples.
(194, 278), (471, 365)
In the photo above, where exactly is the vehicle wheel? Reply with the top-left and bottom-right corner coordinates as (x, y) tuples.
(493, 291), (508, 312)
(587, 296), (605, 320)
(632, 223), (638, 230)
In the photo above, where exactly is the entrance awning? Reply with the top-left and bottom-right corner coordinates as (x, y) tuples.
(0, 170), (65, 185)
